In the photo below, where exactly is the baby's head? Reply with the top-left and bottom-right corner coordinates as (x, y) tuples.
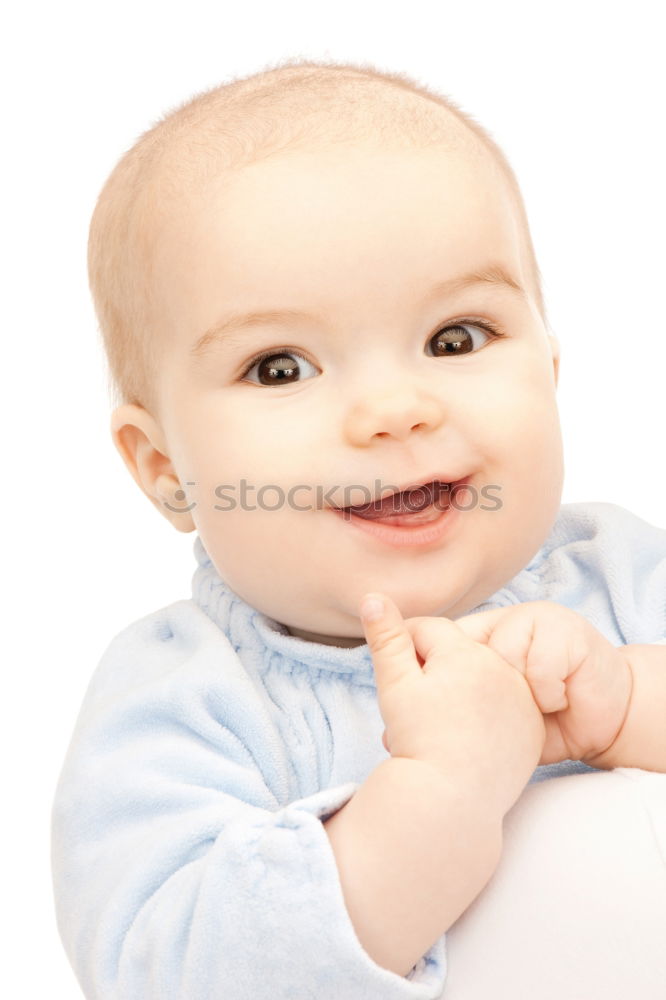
(90, 60), (562, 645)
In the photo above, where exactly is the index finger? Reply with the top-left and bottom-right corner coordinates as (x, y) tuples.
(359, 592), (420, 689)
(360, 596), (468, 681)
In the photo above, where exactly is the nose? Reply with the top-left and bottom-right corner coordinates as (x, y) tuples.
(343, 383), (445, 446)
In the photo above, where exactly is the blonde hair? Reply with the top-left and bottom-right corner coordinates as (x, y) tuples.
(88, 58), (547, 414)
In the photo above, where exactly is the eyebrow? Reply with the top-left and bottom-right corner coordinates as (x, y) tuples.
(189, 262), (526, 360)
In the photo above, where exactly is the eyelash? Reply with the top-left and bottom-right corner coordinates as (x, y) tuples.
(237, 318), (507, 382)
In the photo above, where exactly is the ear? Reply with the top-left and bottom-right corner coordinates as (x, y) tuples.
(110, 404), (195, 533)
(547, 333), (560, 387)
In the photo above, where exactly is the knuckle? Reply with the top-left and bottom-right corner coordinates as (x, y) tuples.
(525, 659), (551, 681)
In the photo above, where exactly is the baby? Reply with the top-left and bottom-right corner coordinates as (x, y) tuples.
(51, 61), (666, 999)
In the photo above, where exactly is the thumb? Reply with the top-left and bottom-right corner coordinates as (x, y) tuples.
(360, 592), (419, 689)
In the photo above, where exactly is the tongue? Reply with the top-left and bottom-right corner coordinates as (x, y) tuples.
(345, 481), (449, 520)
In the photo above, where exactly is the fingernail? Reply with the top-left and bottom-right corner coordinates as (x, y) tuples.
(361, 596), (384, 622)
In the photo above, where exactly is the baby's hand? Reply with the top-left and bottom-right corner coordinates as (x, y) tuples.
(361, 592), (545, 815)
(454, 602), (634, 767)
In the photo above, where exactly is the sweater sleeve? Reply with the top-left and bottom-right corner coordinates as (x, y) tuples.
(51, 604), (446, 1000)
(616, 505), (666, 644)
(586, 503), (666, 645)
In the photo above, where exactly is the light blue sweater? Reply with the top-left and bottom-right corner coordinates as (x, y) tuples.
(51, 502), (666, 999)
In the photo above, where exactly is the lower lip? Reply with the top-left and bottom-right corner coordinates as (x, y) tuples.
(329, 478), (471, 549)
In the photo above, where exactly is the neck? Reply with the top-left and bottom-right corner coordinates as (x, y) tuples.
(286, 624), (366, 647)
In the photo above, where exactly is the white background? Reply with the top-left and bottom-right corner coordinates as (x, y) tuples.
(3, 1), (665, 995)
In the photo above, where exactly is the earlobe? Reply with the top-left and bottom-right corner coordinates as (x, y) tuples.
(109, 405), (195, 533)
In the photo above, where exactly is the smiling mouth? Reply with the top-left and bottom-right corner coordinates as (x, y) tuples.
(337, 479), (458, 522)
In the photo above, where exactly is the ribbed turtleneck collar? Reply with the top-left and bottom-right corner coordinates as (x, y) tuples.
(190, 535), (377, 676)
(189, 520), (558, 676)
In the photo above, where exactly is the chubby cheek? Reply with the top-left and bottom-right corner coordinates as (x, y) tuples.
(509, 398), (563, 530)
(471, 361), (563, 516)
(196, 505), (328, 625)
(182, 449), (314, 585)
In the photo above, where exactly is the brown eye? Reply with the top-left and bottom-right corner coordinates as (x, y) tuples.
(429, 323), (492, 357)
(257, 354), (299, 385)
(242, 351), (318, 386)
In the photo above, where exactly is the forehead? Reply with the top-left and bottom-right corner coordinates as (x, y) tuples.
(226, 141), (498, 221)
(149, 142), (526, 344)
